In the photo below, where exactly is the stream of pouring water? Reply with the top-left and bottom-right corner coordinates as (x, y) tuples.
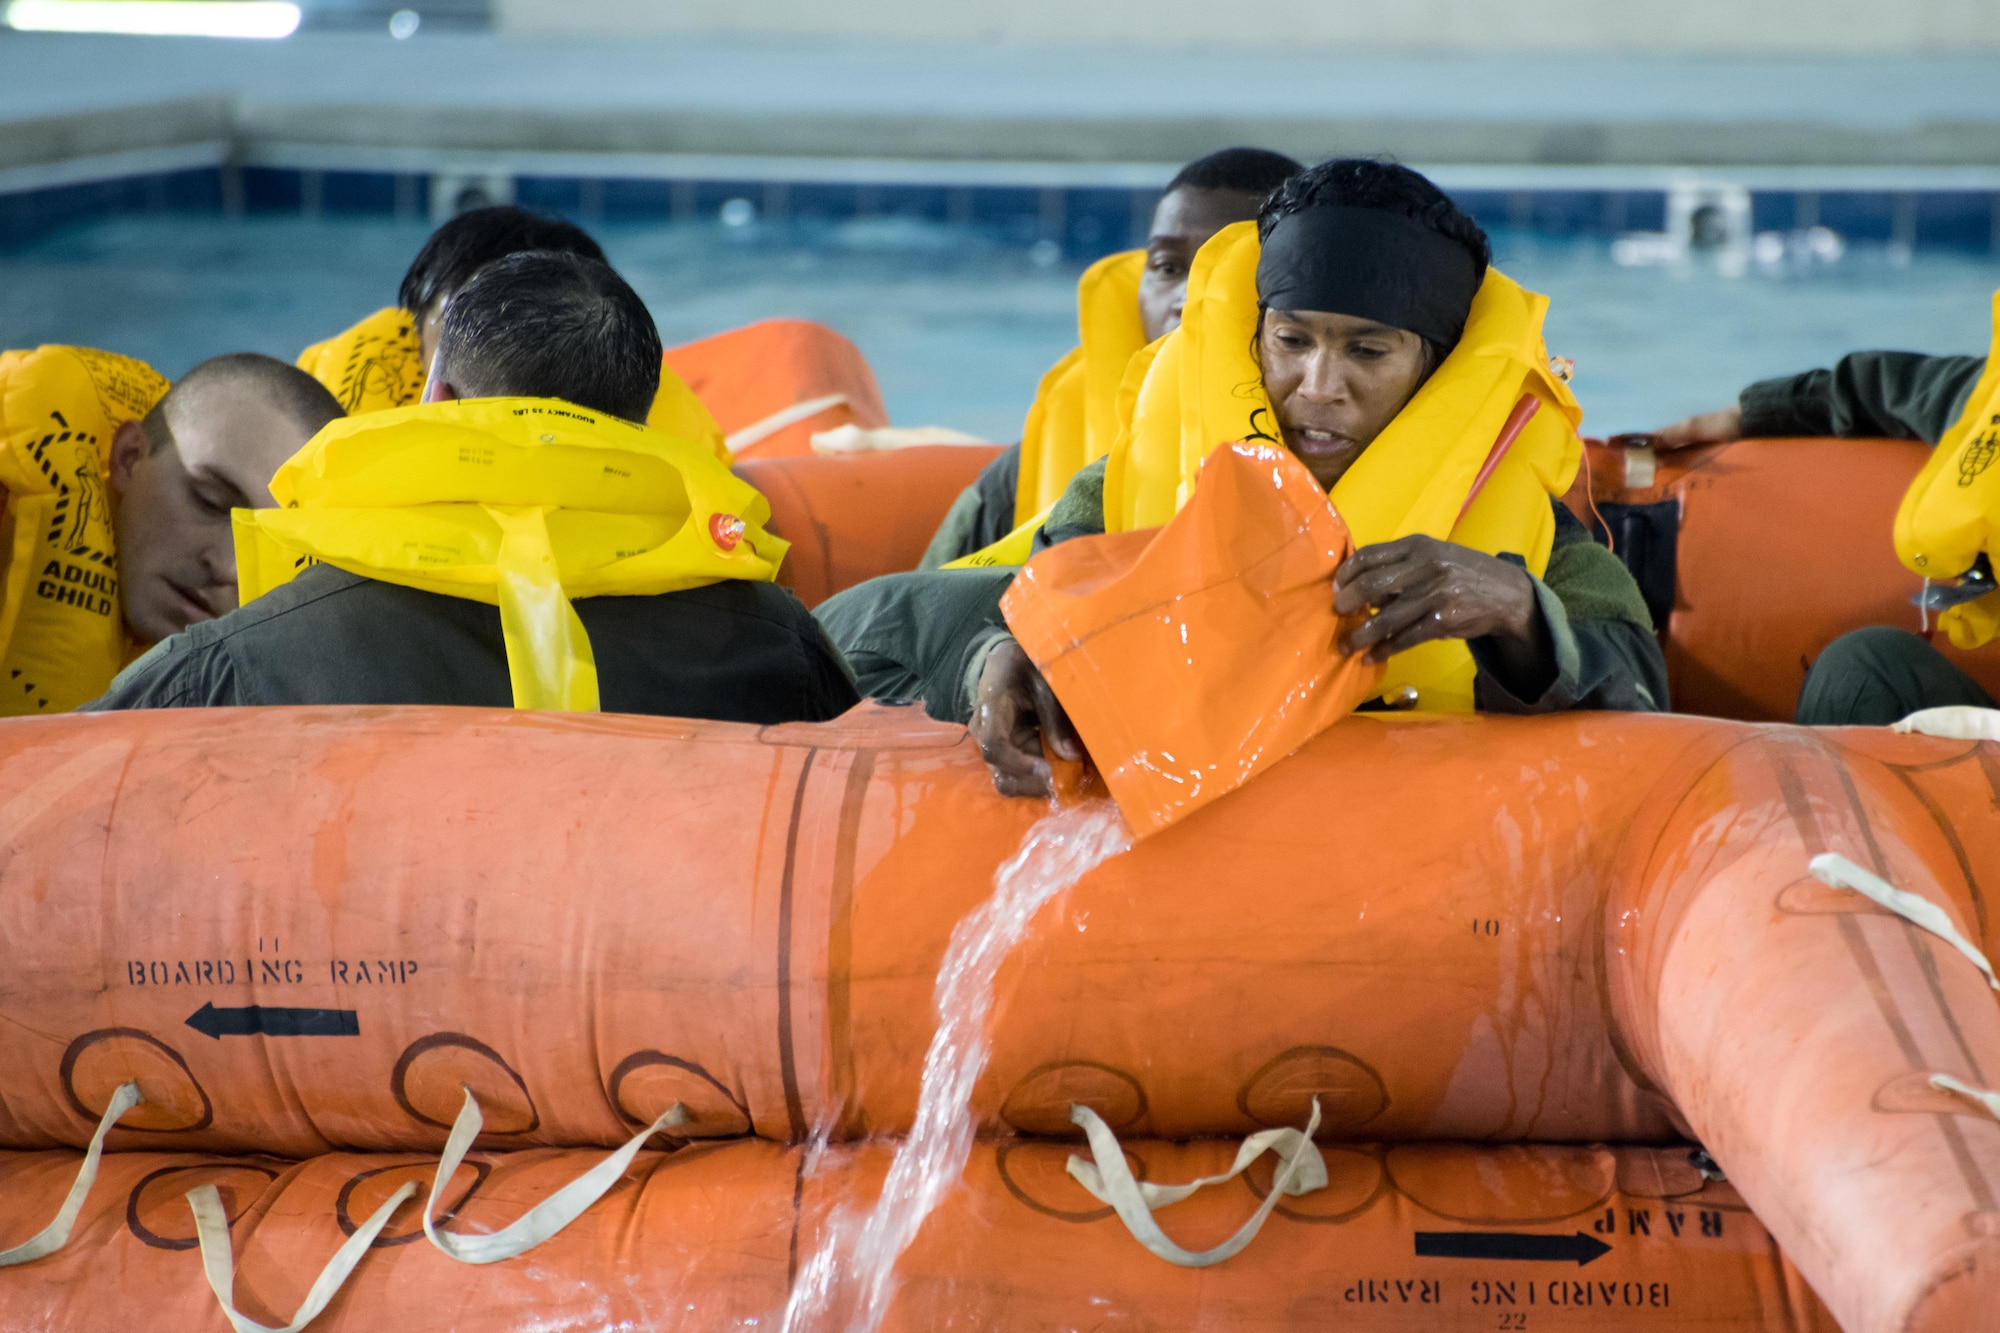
(781, 799), (1132, 1333)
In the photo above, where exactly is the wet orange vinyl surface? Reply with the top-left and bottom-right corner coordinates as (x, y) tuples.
(0, 700), (1995, 1328)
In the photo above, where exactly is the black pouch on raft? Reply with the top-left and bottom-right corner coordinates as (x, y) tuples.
(1592, 500), (1679, 632)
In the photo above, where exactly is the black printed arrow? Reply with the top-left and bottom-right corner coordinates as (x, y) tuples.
(1414, 1231), (1612, 1266)
(185, 1002), (359, 1041)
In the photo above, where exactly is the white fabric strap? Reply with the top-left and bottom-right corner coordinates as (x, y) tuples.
(0, 1080), (141, 1267)
(1809, 853), (1999, 991)
(1894, 706), (2000, 741)
(1932, 1073), (2000, 1120)
(189, 1178), (412, 1333)
(808, 424), (990, 455)
(422, 1088), (687, 1264)
(724, 393), (848, 454)
(1066, 1097), (1325, 1268)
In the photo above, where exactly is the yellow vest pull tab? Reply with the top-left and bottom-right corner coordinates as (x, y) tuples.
(488, 505), (600, 713)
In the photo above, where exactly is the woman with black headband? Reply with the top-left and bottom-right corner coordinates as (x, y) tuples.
(818, 159), (1666, 797)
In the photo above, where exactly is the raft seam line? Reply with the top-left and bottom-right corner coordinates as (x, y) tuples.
(825, 748), (875, 1141)
(1822, 745), (1894, 886)
(1886, 765), (1990, 945)
(775, 747), (819, 1145)
(1769, 750), (1826, 856)
(1980, 746), (2000, 813)
(1836, 913), (2000, 1214)
(786, 1147), (808, 1286)
(1599, 724), (1770, 1102)
(1809, 742), (2000, 1214)
(1826, 751), (1993, 1084)
(1833, 914), (1931, 1070)
(1906, 925), (1993, 1087)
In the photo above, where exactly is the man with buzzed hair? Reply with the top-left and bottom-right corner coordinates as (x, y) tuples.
(92, 253), (856, 723)
(0, 347), (337, 714)
(113, 353), (345, 643)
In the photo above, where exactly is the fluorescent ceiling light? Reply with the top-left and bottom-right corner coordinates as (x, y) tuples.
(3, 0), (301, 37)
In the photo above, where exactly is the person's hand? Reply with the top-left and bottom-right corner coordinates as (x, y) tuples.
(1651, 406), (1741, 451)
(969, 635), (1083, 798)
(1334, 535), (1556, 701)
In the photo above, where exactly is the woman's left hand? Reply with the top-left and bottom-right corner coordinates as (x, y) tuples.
(1333, 535), (1557, 699)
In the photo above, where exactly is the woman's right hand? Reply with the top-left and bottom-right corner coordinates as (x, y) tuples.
(1651, 406), (1741, 450)
(969, 635), (1083, 798)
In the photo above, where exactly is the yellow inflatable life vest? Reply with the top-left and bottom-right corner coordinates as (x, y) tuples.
(645, 364), (732, 463)
(1017, 250), (1149, 524)
(296, 307), (427, 416)
(943, 251), (1150, 569)
(0, 346), (167, 715)
(1894, 289), (2000, 648)
(299, 309), (732, 461)
(1105, 220), (1583, 713)
(234, 398), (786, 713)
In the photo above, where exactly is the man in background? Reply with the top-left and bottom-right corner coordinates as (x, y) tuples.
(921, 147), (1304, 567)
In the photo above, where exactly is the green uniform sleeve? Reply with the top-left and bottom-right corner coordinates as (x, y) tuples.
(1738, 352), (1984, 446)
(81, 630), (241, 711)
(1032, 455), (1110, 549)
(829, 458), (1115, 721)
(814, 567), (1019, 722)
(1468, 505), (1668, 713)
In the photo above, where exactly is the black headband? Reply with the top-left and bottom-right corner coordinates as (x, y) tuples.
(1255, 206), (1483, 348)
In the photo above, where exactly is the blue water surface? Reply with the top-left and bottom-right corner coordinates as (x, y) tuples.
(1, 211), (1995, 440)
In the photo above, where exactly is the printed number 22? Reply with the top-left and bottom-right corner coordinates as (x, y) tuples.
(1498, 1316), (1528, 1331)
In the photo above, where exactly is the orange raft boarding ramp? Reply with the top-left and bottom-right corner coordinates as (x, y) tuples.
(0, 703), (1998, 1329)
(0, 1139), (1831, 1330)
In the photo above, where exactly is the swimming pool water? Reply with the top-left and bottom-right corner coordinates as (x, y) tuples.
(2, 211), (1996, 441)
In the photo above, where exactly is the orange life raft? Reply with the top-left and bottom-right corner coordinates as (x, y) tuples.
(0, 1138), (1832, 1330)
(665, 318), (890, 460)
(1567, 436), (2000, 720)
(740, 442), (1004, 607)
(0, 703), (1996, 1331)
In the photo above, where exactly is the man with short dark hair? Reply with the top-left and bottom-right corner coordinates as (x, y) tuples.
(90, 255), (857, 723)
(400, 208), (609, 375)
(1136, 148), (1307, 343)
(422, 251), (657, 423)
(297, 205), (610, 415)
